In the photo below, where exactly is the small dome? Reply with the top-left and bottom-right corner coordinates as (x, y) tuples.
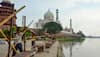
(44, 10), (54, 20)
(2, 0), (11, 3)
(65, 27), (68, 30)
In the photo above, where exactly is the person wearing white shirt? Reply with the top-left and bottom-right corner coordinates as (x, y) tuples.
(12, 31), (23, 56)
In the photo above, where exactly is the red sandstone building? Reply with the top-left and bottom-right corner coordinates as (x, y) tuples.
(0, 0), (16, 29)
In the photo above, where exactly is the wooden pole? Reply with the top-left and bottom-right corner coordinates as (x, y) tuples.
(7, 6), (26, 57)
(0, 6), (25, 57)
(22, 20), (33, 51)
(7, 18), (13, 57)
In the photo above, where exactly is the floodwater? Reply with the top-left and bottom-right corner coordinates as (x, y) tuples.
(0, 40), (32, 57)
(62, 38), (100, 57)
(0, 41), (8, 57)
(1, 38), (100, 57)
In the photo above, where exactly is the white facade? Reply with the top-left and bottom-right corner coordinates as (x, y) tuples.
(36, 10), (60, 29)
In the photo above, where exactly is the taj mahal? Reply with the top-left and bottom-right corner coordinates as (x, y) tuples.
(35, 9), (60, 29)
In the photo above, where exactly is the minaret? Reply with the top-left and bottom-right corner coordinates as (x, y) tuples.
(70, 17), (73, 33)
(70, 18), (72, 30)
(56, 9), (59, 21)
(22, 16), (26, 27)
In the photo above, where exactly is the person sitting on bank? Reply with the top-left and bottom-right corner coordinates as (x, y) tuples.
(12, 31), (23, 56)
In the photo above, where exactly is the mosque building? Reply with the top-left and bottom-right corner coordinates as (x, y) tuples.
(36, 9), (60, 29)
(0, 0), (16, 29)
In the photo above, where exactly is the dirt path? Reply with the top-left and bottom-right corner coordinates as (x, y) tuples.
(34, 41), (59, 57)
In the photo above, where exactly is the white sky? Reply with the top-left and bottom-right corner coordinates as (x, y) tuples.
(1, 0), (100, 36)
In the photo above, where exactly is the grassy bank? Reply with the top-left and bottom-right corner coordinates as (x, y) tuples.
(56, 37), (85, 42)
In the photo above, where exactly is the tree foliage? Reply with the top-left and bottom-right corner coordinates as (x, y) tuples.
(77, 30), (85, 37)
(0, 29), (10, 38)
(24, 30), (32, 37)
(0, 26), (17, 38)
(42, 22), (63, 34)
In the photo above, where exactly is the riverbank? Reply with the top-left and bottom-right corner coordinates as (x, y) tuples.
(0, 37), (84, 57)
(34, 41), (63, 57)
(56, 37), (85, 42)
(0, 40), (64, 57)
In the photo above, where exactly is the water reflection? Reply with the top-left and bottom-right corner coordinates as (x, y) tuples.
(63, 41), (83, 57)
(63, 38), (100, 57)
(69, 42), (72, 57)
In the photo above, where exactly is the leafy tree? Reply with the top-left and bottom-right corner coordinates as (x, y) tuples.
(42, 22), (63, 34)
(0, 26), (17, 38)
(4, 29), (10, 37)
(12, 26), (17, 33)
(0, 29), (10, 38)
(24, 30), (32, 37)
(77, 30), (85, 37)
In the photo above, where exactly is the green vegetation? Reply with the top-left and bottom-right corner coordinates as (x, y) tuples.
(12, 26), (17, 33)
(0, 26), (17, 38)
(0, 29), (10, 38)
(0, 26), (32, 38)
(24, 30), (32, 37)
(56, 37), (85, 42)
(42, 22), (63, 34)
(16, 27), (33, 37)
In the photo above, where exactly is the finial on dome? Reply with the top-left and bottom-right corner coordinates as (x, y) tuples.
(44, 9), (54, 20)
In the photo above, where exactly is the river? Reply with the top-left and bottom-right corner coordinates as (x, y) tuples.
(62, 38), (100, 57)
(0, 38), (100, 57)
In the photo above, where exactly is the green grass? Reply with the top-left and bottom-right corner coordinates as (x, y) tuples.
(56, 37), (85, 42)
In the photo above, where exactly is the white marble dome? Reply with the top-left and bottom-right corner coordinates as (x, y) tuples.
(44, 10), (54, 20)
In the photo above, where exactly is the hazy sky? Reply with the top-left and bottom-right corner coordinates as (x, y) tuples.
(1, 0), (100, 36)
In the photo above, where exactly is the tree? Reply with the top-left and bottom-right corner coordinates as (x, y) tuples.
(0, 29), (10, 38)
(24, 30), (32, 37)
(42, 22), (63, 34)
(77, 30), (85, 37)
(0, 26), (17, 38)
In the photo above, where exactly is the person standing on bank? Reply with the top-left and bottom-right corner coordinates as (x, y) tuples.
(12, 31), (23, 56)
